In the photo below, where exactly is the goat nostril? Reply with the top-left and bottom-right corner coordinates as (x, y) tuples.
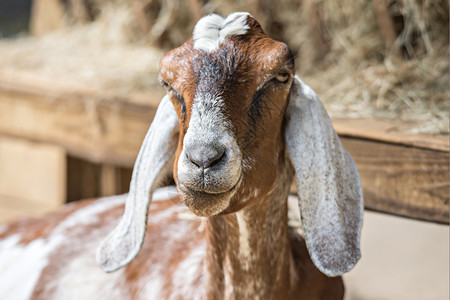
(186, 147), (225, 169)
(186, 152), (200, 168)
(208, 151), (225, 168)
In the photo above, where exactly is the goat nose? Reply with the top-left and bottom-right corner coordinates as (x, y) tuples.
(186, 145), (225, 169)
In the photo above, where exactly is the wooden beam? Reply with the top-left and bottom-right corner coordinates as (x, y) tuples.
(332, 119), (447, 223)
(67, 156), (101, 202)
(333, 118), (448, 152)
(100, 164), (119, 197)
(0, 136), (66, 222)
(0, 71), (164, 168)
(290, 136), (449, 224)
(341, 137), (449, 224)
(291, 118), (449, 224)
(66, 157), (132, 201)
(0, 71), (448, 223)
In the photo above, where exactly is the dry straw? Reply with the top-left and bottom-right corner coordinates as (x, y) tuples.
(0, 0), (447, 133)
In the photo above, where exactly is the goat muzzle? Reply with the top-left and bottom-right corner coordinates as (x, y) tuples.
(177, 139), (242, 216)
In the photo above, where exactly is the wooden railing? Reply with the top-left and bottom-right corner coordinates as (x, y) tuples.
(0, 71), (448, 224)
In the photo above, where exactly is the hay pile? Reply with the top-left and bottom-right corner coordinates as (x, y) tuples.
(0, 0), (448, 133)
(0, 0), (163, 98)
(203, 0), (449, 134)
(292, 0), (449, 135)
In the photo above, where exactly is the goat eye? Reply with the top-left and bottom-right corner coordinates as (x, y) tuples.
(275, 73), (289, 83)
(160, 80), (172, 91)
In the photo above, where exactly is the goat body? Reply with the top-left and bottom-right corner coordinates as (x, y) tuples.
(0, 188), (342, 299)
(0, 12), (362, 300)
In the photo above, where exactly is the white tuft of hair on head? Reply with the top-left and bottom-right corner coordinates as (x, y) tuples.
(193, 12), (251, 52)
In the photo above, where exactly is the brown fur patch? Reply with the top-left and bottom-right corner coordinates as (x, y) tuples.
(0, 199), (96, 245)
(30, 200), (125, 299)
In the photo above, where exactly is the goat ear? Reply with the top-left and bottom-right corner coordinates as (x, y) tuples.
(96, 95), (179, 272)
(285, 76), (363, 277)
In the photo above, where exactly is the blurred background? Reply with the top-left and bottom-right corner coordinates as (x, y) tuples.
(0, 0), (448, 299)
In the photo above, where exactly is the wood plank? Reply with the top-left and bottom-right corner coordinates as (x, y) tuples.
(0, 67), (162, 107)
(332, 118), (448, 223)
(0, 72), (164, 168)
(66, 157), (132, 202)
(333, 118), (449, 152)
(100, 164), (119, 197)
(1, 71), (448, 223)
(341, 137), (449, 224)
(290, 137), (448, 224)
(0, 136), (66, 208)
(66, 156), (101, 202)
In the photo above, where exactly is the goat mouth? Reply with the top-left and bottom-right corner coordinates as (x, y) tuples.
(179, 182), (237, 197)
(178, 175), (242, 217)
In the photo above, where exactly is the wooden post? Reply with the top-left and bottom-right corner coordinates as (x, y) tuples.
(187, 0), (203, 23)
(70, 0), (92, 23)
(100, 164), (118, 197)
(66, 156), (100, 202)
(128, 0), (152, 35)
(302, 0), (330, 61)
(30, 0), (66, 37)
(0, 136), (66, 222)
(372, 0), (401, 56)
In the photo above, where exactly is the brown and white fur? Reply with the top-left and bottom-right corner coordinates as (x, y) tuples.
(0, 12), (363, 300)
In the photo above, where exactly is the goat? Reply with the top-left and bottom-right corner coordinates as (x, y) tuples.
(0, 12), (363, 300)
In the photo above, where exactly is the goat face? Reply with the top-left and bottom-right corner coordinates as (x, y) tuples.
(159, 13), (295, 216)
(97, 12), (363, 277)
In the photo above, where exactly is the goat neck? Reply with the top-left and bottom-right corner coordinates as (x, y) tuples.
(203, 156), (295, 300)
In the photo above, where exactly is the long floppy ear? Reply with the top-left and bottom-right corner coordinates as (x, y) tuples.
(285, 76), (363, 277)
(96, 95), (179, 272)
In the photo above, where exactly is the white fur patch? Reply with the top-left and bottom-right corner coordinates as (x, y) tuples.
(193, 12), (251, 52)
(235, 211), (251, 270)
(224, 255), (234, 299)
(169, 245), (205, 300)
(0, 235), (52, 300)
(143, 276), (164, 300)
(50, 240), (130, 300)
(0, 224), (6, 235)
(0, 195), (126, 300)
(152, 185), (179, 202)
(177, 92), (242, 211)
